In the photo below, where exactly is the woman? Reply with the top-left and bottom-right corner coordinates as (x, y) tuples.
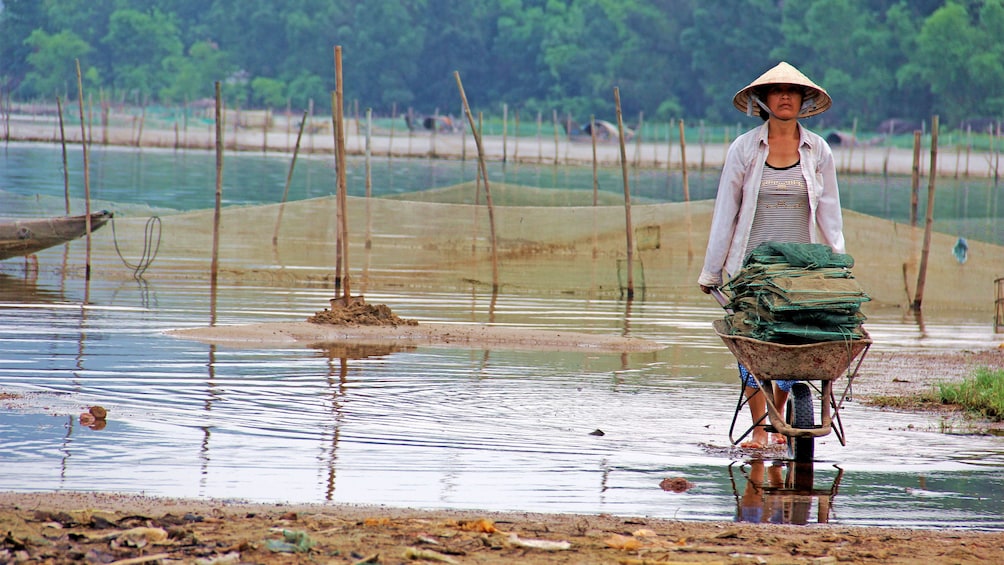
(698, 61), (845, 449)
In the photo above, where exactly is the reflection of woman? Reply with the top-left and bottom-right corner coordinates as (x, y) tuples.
(738, 459), (783, 523)
(698, 62), (845, 449)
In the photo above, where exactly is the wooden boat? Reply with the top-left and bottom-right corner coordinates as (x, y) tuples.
(0, 211), (113, 261)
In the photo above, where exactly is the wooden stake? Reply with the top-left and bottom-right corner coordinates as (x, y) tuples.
(502, 102), (508, 164)
(56, 96), (70, 214)
(273, 109), (308, 245)
(536, 111), (542, 163)
(211, 81), (224, 287)
(334, 46), (350, 300)
(552, 109), (559, 165)
(262, 108), (269, 153)
(365, 107), (373, 249)
(912, 115), (939, 312)
(513, 109), (520, 162)
(331, 92), (342, 293)
(633, 111), (643, 168)
(590, 114), (598, 206)
(454, 71), (499, 293)
(136, 105), (146, 147)
(75, 60), (92, 279)
(389, 101), (396, 156)
(614, 87), (634, 299)
(910, 131), (921, 227)
(679, 119), (690, 201)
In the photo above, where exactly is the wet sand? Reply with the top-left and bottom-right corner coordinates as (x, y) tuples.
(168, 320), (665, 353)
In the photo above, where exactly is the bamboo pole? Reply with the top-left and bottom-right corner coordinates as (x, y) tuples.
(513, 109), (520, 162)
(666, 119), (673, 173)
(273, 109), (308, 245)
(389, 102), (396, 156)
(633, 111), (643, 168)
(211, 81), (224, 287)
(365, 107), (373, 250)
(136, 105), (146, 147)
(565, 111), (571, 163)
(590, 114), (598, 206)
(334, 46), (351, 301)
(56, 96), (70, 214)
(262, 108), (269, 153)
(455, 71), (499, 293)
(912, 115), (939, 313)
(679, 119), (690, 202)
(100, 88), (109, 145)
(552, 109), (559, 165)
(910, 131), (921, 227)
(75, 60), (93, 280)
(536, 110), (543, 163)
(2, 87), (7, 142)
(331, 92), (342, 293)
(429, 108), (437, 158)
(461, 104), (467, 162)
(502, 102), (508, 164)
(699, 120), (706, 170)
(614, 87), (634, 299)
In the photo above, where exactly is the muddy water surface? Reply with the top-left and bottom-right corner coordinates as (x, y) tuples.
(0, 271), (1001, 530)
(1, 142), (1002, 529)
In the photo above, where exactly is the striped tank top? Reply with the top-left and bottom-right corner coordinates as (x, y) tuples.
(746, 161), (811, 254)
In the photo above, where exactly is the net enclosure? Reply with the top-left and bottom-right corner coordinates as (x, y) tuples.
(722, 242), (871, 344)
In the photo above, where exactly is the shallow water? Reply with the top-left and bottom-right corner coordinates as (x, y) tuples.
(0, 269), (1001, 530)
(0, 143), (1002, 530)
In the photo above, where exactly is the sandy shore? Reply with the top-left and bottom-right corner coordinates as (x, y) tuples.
(2, 490), (1002, 564)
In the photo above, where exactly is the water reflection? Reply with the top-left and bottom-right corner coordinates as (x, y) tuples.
(731, 460), (842, 525)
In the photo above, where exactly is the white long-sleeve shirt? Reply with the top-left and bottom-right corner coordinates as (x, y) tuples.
(697, 121), (845, 288)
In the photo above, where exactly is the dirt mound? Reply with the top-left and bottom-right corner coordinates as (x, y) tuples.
(308, 300), (418, 327)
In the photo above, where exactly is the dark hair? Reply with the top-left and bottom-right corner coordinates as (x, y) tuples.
(752, 84), (809, 120)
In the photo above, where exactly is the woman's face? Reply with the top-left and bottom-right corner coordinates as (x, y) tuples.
(765, 84), (804, 120)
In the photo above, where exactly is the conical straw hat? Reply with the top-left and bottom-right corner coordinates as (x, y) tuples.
(732, 61), (831, 118)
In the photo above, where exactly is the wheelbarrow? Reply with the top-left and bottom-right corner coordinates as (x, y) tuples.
(710, 290), (871, 462)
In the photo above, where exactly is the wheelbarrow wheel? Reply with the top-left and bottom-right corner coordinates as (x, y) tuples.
(787, 383), (815, 462)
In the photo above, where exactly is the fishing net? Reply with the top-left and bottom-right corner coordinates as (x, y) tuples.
(723, 242), (870, 344)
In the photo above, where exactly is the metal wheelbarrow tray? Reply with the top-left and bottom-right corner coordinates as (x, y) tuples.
(713, 319), (871, 442)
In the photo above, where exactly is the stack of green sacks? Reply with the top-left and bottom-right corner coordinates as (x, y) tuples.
(723, 242), (871, 344)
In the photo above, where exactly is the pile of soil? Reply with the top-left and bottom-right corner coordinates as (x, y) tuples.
(308, 301), (418, 327)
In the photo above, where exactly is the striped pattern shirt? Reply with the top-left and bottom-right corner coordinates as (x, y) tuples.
(746, 161), (811, 254)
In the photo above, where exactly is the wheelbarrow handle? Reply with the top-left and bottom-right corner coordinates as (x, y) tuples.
(709, 287), (733, 314)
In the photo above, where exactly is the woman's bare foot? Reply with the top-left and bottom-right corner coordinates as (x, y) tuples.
(771, 433), (787, 445)
(741, 431), (770, 449)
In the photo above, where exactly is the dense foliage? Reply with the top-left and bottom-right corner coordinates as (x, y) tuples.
(2, 0), (1002, 130)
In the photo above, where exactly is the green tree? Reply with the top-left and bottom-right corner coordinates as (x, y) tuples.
(775, 0), (897, 127)
(160, 40), (231, 104)
(681, 0), (784, 122)
(101, 8), (183, 100)
(21, 30), (93, 98)
(905, 1), (983, 125)
(250, 77), (288, 109)
(0, 0), (48, 91)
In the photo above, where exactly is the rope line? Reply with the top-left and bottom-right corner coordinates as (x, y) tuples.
(111, 216), (162, 277)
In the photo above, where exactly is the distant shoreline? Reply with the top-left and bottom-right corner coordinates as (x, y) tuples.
(4, 111), (1000, 180)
